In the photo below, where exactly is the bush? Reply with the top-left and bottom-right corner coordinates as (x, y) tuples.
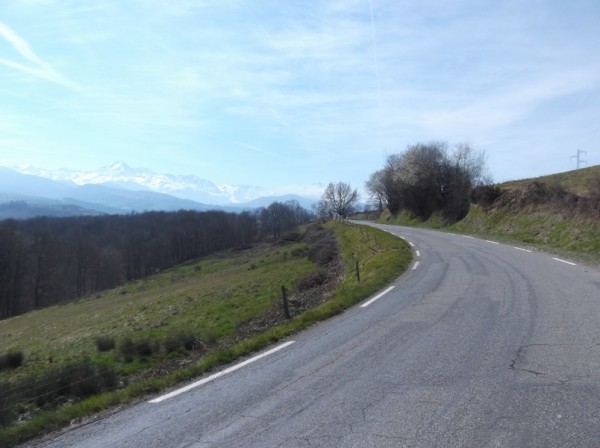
(163, 332), (201, 354)
(94, 336), (116, 352)
(118, 338), (158, 361)
(471, 185), (503, 207)
(28, 361), (118, 407)
(0, 351), (24, 371)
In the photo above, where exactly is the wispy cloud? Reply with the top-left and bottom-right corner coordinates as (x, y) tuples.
(1, 1), (598, 186)
(232, 142), (292, 162)
(0, 21), (78, 89)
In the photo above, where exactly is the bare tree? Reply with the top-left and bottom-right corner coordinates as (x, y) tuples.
(317, 182), (359, 219)
(365, 170), (386, 212)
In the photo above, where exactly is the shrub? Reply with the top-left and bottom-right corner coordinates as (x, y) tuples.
(0, 351), (24, 371)
(27, 361), (118, 408)
(471, 185), (503, 207)
(94, 336), (116, 352)
(118, 338), (158, 361)
(163, 332), (201, 354)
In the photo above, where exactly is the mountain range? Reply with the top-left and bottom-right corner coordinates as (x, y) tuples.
(0, 163), (322, 219)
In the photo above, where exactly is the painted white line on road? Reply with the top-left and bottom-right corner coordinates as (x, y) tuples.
(149, 341), (295, 404)
(553, 257), (577, 266)
(409, 242), (415, 247)
(514, 247), (532, 253)
(485, 240), (500, 245)
(360, 286), (396, 308)
(416, 250), (421, 257)
(463, 235), (474, 239)
(412, 261), (421, 270)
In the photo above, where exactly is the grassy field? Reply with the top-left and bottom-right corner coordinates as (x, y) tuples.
(0, 222), (412, 446)
(499, 164), (600, 196)
(1, 242), (317, 382)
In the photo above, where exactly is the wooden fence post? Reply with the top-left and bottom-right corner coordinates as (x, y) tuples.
(281, 285), (291, 319)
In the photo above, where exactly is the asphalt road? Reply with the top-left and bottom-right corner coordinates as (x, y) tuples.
(30, 224), (600, 447)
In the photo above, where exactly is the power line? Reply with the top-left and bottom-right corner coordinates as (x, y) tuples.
(570, 149), (587, 169)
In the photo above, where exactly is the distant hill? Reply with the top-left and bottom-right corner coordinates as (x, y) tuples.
(240, 194), (317, 210)
(0, 200), (104, 220)
(11, 162), (324, 206)
(0, 166), (319, 219)
(499, 165), (600, 197)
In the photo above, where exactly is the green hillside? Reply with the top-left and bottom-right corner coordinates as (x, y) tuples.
(500, 165), (600, 196)
(0, 222), (411, 446)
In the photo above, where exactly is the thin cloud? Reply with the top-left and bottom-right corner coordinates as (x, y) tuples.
(0, 21), (78, 89)
(233, 142), (292, 162)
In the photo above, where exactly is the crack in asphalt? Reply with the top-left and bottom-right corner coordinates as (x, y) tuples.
(509, 344), (574, 384)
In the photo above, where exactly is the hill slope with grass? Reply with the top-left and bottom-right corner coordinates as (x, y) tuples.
(499, 165), (600, 196)
(0, 222), (411, 446)
(381, 166), (600, 266)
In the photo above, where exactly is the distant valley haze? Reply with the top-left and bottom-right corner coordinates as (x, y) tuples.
(0, 162), (321, 219)
(9, 161), (324, 205)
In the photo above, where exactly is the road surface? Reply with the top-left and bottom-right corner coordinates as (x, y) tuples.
(30, 224), (600, 447)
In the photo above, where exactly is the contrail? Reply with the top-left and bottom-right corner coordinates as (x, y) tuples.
(369, 0), (381, 106)
(0, 21), (78, 90)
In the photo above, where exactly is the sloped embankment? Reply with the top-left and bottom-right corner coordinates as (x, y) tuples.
(452, 181), (600, 265)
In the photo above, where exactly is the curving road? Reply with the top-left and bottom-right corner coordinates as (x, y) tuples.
(30, 224), (600, 447)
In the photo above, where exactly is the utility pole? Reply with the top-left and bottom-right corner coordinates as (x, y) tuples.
(570, 149), (587, 169)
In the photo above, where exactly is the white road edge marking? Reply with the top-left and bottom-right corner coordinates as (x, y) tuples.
(360, 286), (396, 308)
(149, 341), (295, 404)
(463, 235), (474, 239)
(412, 261), (421, 270)
(552, 257), (577, 266)
(416, 250), (421, 257)
(514, 247), (532, 253)
(409, 242), (415, 247)
(485, 240), (500, 245)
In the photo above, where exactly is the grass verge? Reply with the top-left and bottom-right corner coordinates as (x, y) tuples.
(379, 206), (600, 267)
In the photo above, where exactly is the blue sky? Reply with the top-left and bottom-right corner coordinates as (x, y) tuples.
(1, 0), (599, 194)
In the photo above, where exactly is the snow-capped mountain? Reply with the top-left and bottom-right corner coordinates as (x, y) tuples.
(16, 162), (247, 205)
(13, 162), (323, 205)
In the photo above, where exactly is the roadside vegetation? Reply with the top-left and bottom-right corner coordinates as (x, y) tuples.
(0, 221), (411, 446)
(373, 153), (600, 266)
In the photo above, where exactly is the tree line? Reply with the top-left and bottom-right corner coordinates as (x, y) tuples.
(0, 201), (311, 319)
